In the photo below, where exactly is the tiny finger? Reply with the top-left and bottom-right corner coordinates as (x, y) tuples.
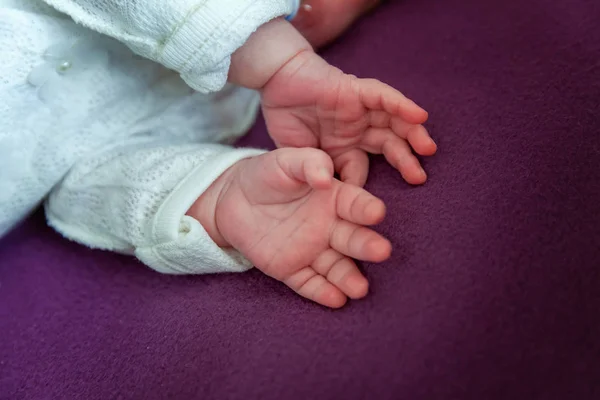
(404, 124), (437, 156)
(334, 150), (370, 187)
(382, 138), (428, 185)
(275, 148), (334, 189)
(330, 219), (391, 262)
(334, 181), (386, 225)
(359, 79), (428, 124)
(284, 267), (348, 308)
(312, 249), (369, 299)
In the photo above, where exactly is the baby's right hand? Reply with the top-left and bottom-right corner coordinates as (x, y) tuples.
(189, 148), (391, 308)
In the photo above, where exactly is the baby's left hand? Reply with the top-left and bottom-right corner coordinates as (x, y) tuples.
(261, 50), (437, 187)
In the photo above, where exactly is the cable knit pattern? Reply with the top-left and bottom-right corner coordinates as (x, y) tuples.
(42, 0), (296, 92)
(0, 0), (275, 274)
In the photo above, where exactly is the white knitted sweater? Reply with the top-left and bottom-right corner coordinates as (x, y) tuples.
(0, 0), (296, 273)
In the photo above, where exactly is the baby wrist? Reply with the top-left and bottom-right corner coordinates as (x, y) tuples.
(228, 18), (313, 90)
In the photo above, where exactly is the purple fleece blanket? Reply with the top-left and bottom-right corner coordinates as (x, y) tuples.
(1, 0), (599, 398)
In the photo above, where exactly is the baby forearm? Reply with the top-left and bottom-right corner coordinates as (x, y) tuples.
(228, 18), (313, 90)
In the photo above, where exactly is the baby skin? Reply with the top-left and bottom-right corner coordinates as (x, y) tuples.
(291, 0), (382, 48)
(190, 19), (437, 308)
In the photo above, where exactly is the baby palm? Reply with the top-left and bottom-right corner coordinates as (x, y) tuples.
(262, 51), (437, 186)
(215, 148), (391, 308)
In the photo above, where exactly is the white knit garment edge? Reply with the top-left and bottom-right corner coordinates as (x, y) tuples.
(47, 143), (266, 274)
(0, 0), (285, 274)
(42, 0), (296, 92)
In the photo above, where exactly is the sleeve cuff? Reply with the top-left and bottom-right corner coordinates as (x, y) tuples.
(160, 0), (295, 93)
(136, 147), (266, 274)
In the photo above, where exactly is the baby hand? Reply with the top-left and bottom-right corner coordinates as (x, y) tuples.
(189, 148), (391, 308)
(261, 50), (437, 186)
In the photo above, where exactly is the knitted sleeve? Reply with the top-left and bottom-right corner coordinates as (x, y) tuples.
(42, 0), (298, 92)
(45, 137), (266, 274)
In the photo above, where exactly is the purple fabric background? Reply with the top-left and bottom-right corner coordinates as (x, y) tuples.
(1, 0), (599, 398)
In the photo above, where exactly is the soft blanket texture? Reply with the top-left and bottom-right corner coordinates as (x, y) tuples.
(1, 0), (599, 398)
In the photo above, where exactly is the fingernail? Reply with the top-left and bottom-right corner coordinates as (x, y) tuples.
(318, 167), (331, 179)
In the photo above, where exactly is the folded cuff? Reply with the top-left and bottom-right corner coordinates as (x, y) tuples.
(136, 147), (266, 274)
(160, 0), (295, 92)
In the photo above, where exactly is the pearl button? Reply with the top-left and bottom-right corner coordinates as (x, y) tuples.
(56, 61), (72, 74)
